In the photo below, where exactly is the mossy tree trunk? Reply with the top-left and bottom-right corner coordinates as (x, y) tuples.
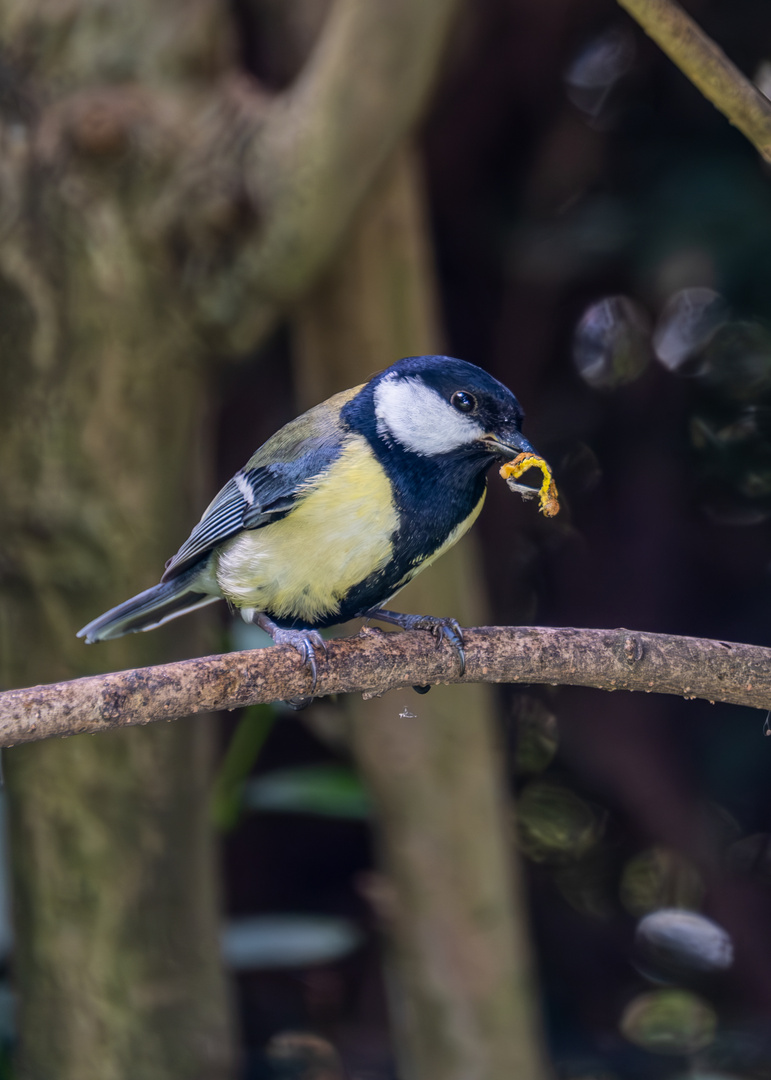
(293, 145), (551, 1080)
(0, 29), (234, 1076)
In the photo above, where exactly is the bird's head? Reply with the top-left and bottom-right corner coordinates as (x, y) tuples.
(352, 354), (535, 463)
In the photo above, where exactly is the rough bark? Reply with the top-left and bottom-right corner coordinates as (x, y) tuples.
(0, 115), (234, 1080)
(293, 145), (551, 1080)
(0, 3), (237, 1078)
(1, 626), (768, 745)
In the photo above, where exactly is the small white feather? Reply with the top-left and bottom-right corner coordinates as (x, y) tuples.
(235, 472), (256, 506)
(373, 375), (485, 455)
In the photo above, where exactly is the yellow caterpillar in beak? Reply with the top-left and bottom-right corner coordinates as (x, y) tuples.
(500, 452), (560, 518)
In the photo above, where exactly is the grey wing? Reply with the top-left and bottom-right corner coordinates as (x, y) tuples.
(161, 411), (351, 582)
(161, 461), (321, 581)
(160, 479), (261, 582)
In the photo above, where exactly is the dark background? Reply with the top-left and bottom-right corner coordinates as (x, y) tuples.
(216, 1), (771, 1075)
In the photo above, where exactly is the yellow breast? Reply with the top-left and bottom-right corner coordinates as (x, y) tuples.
(214, 436), (397, 624)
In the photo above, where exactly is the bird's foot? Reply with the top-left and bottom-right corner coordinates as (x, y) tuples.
(403, 615), (466, 677)
(271, 627), (327, 693)
(363, 608), (466, 677)
(251, 612), (327, 694)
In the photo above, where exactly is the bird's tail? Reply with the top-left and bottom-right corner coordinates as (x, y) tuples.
(77, 565), (220, 643)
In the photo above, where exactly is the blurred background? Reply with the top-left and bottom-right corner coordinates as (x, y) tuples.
(3, 0), (771, 1077)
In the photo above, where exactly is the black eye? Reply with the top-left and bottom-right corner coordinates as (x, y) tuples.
(451, 390), (476, 413)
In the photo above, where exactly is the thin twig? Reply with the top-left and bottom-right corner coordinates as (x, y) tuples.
(0, 626), (769, 748)
(616, 0), (771, 161)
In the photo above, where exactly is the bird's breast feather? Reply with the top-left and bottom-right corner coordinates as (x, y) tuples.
(214, 435), (398, 623)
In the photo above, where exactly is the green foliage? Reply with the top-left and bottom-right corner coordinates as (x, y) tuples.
(243, 763), (371, 820)
(210, 705), (276, 831)
(0, 1043), (12, 1080)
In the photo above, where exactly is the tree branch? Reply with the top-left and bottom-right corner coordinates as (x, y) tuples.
(11, 1), (461, 357)
(616, 0), (771, 162)
(1, 626), (769, 748)
(181, 0), (463, 352)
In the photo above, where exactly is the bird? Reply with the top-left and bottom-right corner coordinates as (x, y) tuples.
(78, 354), (537, 691)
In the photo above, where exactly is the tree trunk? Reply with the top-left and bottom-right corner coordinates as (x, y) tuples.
(0, 206), (233, 1079)
(0, 13), (234, 1073)
(293, 144), (551, 1080)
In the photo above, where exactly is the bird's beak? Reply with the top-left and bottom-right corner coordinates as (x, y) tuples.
(480, 429), (536, 459)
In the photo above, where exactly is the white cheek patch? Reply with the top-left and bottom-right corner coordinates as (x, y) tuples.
(374, 376), (485, 455)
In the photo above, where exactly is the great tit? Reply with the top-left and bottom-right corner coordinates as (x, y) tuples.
(78, 354), (536, 685)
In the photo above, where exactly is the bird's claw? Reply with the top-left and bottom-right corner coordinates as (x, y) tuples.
(361, 608), (466, 677)
(406, 615), (466, 678)
(273, 628), (327, 693)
